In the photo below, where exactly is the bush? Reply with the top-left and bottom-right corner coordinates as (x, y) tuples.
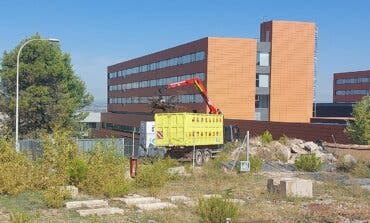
(260, 131), (273, 145)
(0, 139), (36, 195)
(79, 145), (131, 197)
(249, 156), (263, 172)
(346, 96), (370, 145)
(279, 134), (289, 145)
(10, 210), (32, 223)
(295, 154), (321, 172)
(135, 158), (178, 195)
(67, 156), (88, 186)
(43, 186), (71, 208)
(197, 196), (239, 223)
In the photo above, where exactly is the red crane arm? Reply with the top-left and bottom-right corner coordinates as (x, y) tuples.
(166, 77), (220, 114)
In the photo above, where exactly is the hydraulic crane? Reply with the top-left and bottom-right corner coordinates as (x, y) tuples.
(158, 77), (222, 114)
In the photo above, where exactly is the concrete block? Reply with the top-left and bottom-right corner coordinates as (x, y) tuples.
(117, 197), (161, 205)
(77, 207), (124, 217)
(136, 202), (177, 211)
(267, 178), (313, 198)
(61, 186), (78, 199)
(66, 200), (108, 209)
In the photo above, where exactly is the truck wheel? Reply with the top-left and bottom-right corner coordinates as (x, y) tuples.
(195, 149), (203, 166)
(203, 149), (211, 163)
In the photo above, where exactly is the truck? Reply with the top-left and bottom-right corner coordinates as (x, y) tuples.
(139, 78), (239, 165)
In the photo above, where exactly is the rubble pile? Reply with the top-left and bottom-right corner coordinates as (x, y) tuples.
(250, 138), (337, 165)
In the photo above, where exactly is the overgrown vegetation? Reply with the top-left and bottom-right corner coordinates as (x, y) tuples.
(43, 187), (71, 208)
(295, 154), (322, 172)
(260, 130), (273, 145)
(136, 158), (179, 195)
(337, 156), (370, 178)
(197, 196), (239, 223)
(346, 96), (370, 145)
(278, 134), (289, 145)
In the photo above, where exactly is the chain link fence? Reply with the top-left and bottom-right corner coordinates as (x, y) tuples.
(19, 137), (140, 159)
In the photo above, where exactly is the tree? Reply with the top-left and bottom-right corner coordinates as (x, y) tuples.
(346, 96), (370, 145)
(0, 34), (93, 138)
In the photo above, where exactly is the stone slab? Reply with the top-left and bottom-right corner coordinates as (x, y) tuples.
(168, 195), (191, 202)
(77, 207), (124, 217)
(61, 186), (78, 199)
(135, 202), (177, 211)
(116, 197), (161, 205)
(66, 200), (108, 209)
(202, 194), (222, 199)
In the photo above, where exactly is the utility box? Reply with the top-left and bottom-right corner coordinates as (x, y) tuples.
(139, 121), (156, 149)
(155, 113), (224, 147)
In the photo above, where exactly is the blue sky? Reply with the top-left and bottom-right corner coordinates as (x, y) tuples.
(1, 0), (369, 103)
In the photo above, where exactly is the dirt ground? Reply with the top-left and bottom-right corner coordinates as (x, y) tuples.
(0, 167), (369, 223)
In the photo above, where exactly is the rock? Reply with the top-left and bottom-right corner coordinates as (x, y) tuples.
(276, 146), (291, 162)
(302, 141), (321, 152)
(313, 150), (336, 163)
(168, 195), (191, 203)
(267, 177), (313, 198)
(66, 200), (108, 209)
(287, 139), (304, 147)
(202, 194), (222, 199)
(135, 202), (177, 211)
(287, 154), (300, 164)
(342, 154), (357, 166)
(291, 144), (308, 155)
(114, 197), (161, 205)
(227, 198), (246, 205)
(76, 207), (124, 217)
(167, 166), (186, 176)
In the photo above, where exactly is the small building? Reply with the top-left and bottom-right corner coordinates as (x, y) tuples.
(333, 70), (370, 103)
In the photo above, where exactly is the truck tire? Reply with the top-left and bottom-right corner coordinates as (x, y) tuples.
(203, 149), (212, 163)
(195, 149), (203, 166)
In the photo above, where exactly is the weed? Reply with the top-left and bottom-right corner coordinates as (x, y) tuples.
(295, 154), (321, 172)
(278, 134), (289, 145)
(136, 158), (178, 195)
(9, 209), (32, 223)
(43, 187), (71, 208)
(67, 156), (88, 186)
(197, 196), (239, 223)
(350, 161), (370, 178)
(260, 131), (273, 145)
(249, 156), (263, 172)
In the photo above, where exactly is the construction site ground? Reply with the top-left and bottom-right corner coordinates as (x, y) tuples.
(0, 164), (369, 223)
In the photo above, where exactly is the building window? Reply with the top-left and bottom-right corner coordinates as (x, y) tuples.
(255, 95), (269, 108)
(256, 74), (269, 87)
(257, 53), (270, 66)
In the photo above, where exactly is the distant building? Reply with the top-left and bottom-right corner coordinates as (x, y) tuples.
(101, 20), (316, 137)
(333, 70), (370, 103)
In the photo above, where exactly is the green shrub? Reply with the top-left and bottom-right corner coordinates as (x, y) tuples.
(79, 145), (131, 197)
(249, 156), (263, 172)
(67, 156), (88, 186)
(135, 158), (178, 195)
(295, 154), (321, 172)
(346, 96), (370, 145)
(278, 134), (289, 145)
(260, 131), (273, 145)
(0, 139), (36, 195)
(197, 196), (239, 223)
(43, 187), (71, 208)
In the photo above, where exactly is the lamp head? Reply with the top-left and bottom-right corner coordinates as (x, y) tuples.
(48, 38), (60, 43)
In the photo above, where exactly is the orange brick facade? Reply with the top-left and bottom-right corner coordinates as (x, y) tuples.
(207, 37), (257, 120)
(261, 21), (315, 123)
(101, 20), (316, 137)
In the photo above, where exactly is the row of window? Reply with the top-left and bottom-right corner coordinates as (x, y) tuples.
(109, 73), (205, 91)
(109, 94), (203, 105)
(336, 89), (370, 96)
(103, 122), (135, 133)
(108, 51), (206, 79)
(336, 77), (370, 85)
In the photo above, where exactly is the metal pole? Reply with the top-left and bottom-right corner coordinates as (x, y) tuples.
(132, 127), (136, 157)
(15, 38), (60, 152)
(246, 131), (250, 162)
(192, 145), (195, 170)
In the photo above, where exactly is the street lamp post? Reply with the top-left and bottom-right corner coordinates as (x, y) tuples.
(15, 38), (60, 152)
